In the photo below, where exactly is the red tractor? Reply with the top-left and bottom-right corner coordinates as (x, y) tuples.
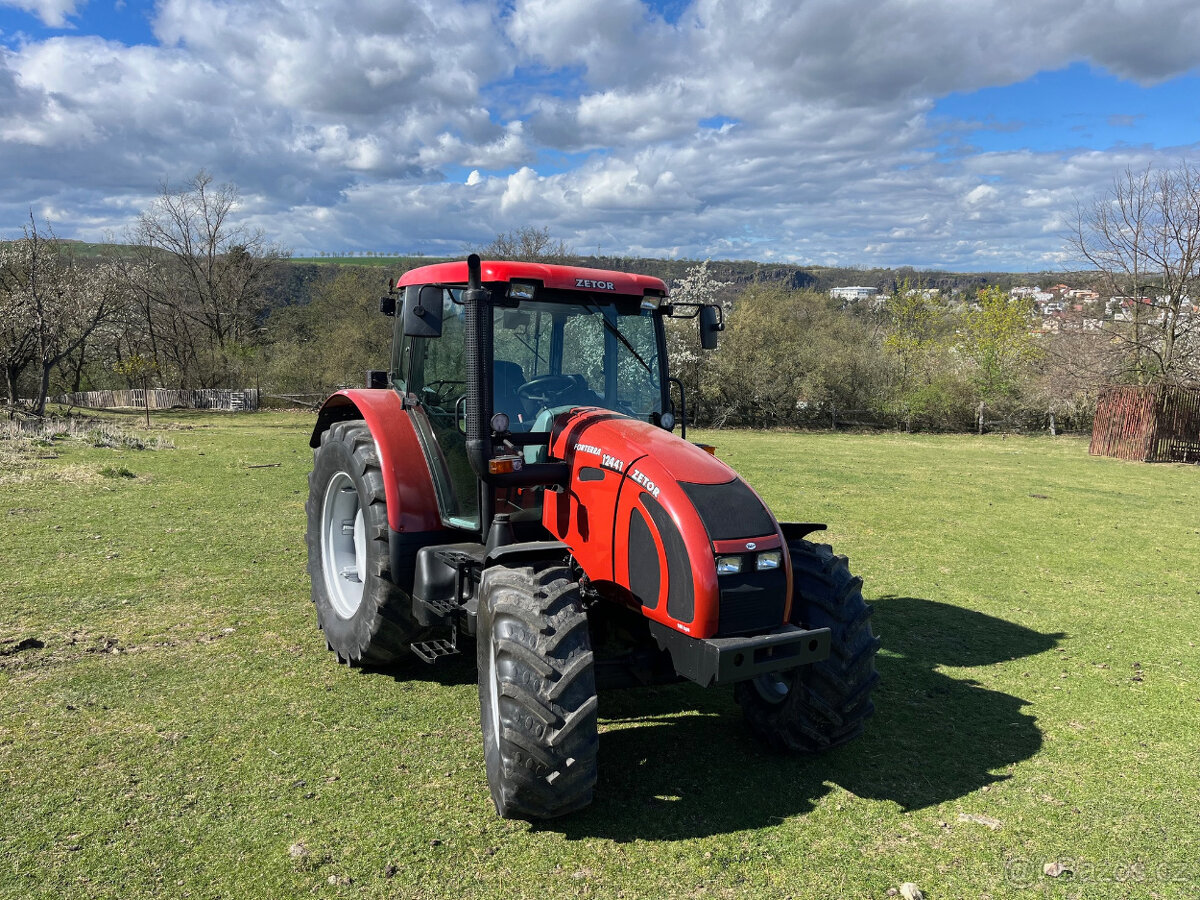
(306, 255), (878, 819)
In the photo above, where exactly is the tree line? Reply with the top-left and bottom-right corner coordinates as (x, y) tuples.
(4, 166), (1198, 431)
(670, 266), (1099, 433)
(2, 171), (288, 414)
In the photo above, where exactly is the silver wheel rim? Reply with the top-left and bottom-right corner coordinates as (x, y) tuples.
(752, 671), (791, 705)
(321, 471), (366, 619)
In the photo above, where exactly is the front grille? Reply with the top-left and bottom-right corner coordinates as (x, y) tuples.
(716, 566), (787, 636)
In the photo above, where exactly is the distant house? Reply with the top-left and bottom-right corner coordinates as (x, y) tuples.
(830, 286), (879, 302)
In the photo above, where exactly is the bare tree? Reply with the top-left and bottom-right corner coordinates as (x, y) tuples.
(1028, 321), (1126, 432)
(115, 248), (207, 388)
(475, 226), (574, 263)
(1071, 162), (1200, 384)
(132, 170), (286, 387)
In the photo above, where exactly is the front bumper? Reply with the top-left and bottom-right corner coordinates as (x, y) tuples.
(649, 621), (831, 688)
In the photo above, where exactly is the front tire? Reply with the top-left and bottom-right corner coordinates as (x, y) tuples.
(477, 566), (599, 819)
(735, 540), (880, 752)
(305, 420), (425, 666)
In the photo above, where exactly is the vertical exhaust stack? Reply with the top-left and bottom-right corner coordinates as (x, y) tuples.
(463, 254), (494, 485)
(462, 254), (570, 494)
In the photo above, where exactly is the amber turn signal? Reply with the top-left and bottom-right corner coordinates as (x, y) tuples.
(488, 455), (523, 475)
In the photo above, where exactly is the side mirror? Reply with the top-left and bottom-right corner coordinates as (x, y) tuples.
(699, 304), (722, 350)
(379, 294), (396, 316)
(403, 285), (444, 338)
(366, 370), (389, 389)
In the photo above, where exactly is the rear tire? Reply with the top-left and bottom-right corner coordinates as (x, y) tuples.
(306, 420), (426, 666)
(734, 540), (880, 752)
(477, 566), (599, 819)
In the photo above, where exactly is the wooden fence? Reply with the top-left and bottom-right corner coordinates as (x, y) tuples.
(1089, 384), (1200, 463)
(57, 388), (260, 412)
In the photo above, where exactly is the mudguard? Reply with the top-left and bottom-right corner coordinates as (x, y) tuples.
(310, 390), (443, 534)
(542, 409), (793, 640)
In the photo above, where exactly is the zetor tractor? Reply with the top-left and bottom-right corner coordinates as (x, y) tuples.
(306, 255), (879, 819)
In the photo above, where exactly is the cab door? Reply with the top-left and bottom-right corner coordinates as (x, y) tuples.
(400, 288), (480, 532)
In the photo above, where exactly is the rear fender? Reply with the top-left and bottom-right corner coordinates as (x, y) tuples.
(310, 390), (443, 533)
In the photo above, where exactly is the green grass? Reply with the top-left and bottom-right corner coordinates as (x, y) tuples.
(1, 414), (1197, 899)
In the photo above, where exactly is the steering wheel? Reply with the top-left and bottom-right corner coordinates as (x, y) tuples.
(516, 374), (576, 406)
(421, 379), (465, 407)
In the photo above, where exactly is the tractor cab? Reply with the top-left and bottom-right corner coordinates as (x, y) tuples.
(390, 257), (707, 535)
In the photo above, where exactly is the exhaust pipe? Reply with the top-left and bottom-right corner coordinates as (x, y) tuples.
(463, 254), (493, 483)
(462, 254), (569, 491)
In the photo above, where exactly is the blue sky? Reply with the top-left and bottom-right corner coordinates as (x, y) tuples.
(0, 0), (157, 44)
(2, 0), (1199, 271)
(933, 64), (1200, 156)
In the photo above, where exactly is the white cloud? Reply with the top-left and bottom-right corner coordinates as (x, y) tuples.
(506, 0), (676, 84)
(4, 0), (1200, 268)
(965, 185), (999, 206)
(0, 0), (83, 28)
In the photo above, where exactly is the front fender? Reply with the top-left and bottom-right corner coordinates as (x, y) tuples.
(311, 390), (442, 533)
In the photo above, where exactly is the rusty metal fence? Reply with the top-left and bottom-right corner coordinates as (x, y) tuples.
(1090, 384), (1200, 463)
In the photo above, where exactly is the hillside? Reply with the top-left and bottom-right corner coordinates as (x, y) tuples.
(288, 251), (1094, 299)
(4, 238), (1097, 309)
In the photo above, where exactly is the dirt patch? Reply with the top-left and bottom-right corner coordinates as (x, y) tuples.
(0, 627), (238, 672)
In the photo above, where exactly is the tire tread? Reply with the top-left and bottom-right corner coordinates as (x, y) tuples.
(478, 566), (599, 819)
(734, 539), (879, 753)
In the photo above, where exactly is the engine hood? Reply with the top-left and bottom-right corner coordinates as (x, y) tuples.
(541, 408), (789, 639)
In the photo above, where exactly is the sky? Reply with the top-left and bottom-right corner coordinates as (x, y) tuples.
(1, 0), (1199, 272)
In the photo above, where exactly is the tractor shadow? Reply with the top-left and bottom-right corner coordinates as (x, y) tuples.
(366, 649), (480, 687)
(547, 596), (1063, 842)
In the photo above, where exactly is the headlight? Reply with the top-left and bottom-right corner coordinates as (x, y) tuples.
(756, 551), (782, 571)
(716, 555), (743, 575)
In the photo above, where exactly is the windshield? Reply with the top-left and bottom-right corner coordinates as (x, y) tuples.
(493, 299), (663, 429)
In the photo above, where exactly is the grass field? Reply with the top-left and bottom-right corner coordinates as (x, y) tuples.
(1, 412), (1197, 899)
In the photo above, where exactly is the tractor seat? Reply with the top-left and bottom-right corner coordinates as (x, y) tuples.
(523, 404), (575, 465)
(493, 360), (528, 429)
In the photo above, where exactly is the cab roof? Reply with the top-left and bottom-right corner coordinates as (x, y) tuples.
(396, 259), (668, 298)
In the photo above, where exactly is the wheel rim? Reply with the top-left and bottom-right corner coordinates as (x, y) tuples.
(321, 471), (366, 619)
(752, 670), (792, 705)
